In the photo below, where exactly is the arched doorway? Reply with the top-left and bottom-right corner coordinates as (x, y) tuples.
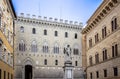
(25, 65), (32, 79)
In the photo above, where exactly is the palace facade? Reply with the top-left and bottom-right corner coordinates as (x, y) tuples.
(82, 0), (120, 79)
(0, 0), (16, 79)
(14, 14), (84, 79)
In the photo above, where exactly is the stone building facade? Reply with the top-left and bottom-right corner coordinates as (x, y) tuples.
(14, 14), (84, 79)
(82, 0), (120, 79)
(0, 0), (16, 79)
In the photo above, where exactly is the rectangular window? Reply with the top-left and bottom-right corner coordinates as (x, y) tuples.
(112, 44), (118, 57)
(115, 44), (118, 56)
(112, 46), (114, 57)
(113, 67), (118, 76)
(90, 72), (92, 79)
(115, 18), (117, 29)
(95, 54), (99, 64)
(75, 61), (78, 66)
(20, 26), (24, 33)
(103, 49), (107, 61)
(4, 71), (6, 79)
(102, 28), (104, 38)
(104, 27), (107, 37)
(111, 18), (117, 31)
(75, 33), (77, 39)
(8, 72), (9, 79)
(73, 49), (79, 55)
(65, 32), (68, 38)
(55, 60), (58, 65)
(105, 49), (107, 60)
(96, 71), (99, 78)
(55, 31), (58, 36)
(111, 21), (114, 31)
(104, 69), (107, 77)
(0, 69), (1, 79)
(89, 39), (92, 48)
(95, 33), (99, 43)
(44, 59), (47, 65)
(32, 28), (36, 34)
(102, 27), (107, 39)
(44, 30), (47, 35)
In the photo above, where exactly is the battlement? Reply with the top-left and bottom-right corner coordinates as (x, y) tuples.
(19, 13), (83, 26)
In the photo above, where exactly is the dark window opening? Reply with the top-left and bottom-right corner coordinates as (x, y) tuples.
(103, 49), (107, 61)
(55, 31), (58, 36)
(4, 71), (6, 79)
(75, 33), (77, 39)
(65, 32), (68, 38)
(102, 27), (107, 38)
(73, 49), (79, 55)
(8, 72), (9, 79)
(95, 33), (99, 43)
(0, 69), (1, 79)
(96, 71), (99, 78)
(113, 67), (118, 76)
(111, 18), (117, 31)
(104, 69), (107, 77)
(32, 28), (36, 34)
(75, 61), (78, 66)
(89, 39), (92, 47)
(90, 73), (92, 79)
(44, 29), (47, 35)
(20, 26), (24, 33)
(55, 60), (58, 65)
(95, 54), (99, 64)
(44, 59), (47, 65)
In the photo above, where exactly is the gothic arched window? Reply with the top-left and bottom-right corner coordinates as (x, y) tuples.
(43, 42), (49, 53)
(19, 40), (26, 51)
(111, 17), (117, 31)
(31, 41), (37, 52)
(73, 45), (79, 55)
(54, 43), (59, 54)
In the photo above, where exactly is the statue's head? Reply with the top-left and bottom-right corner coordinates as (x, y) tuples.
(67, 45), (70, 47)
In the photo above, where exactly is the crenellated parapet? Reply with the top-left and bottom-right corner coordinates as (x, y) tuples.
(16, 13), (83, 30)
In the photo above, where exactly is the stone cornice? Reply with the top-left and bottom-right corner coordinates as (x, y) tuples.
(16, 14), (83, 30)
(6, 0), (16, 19)
(82, 0), (119, 34)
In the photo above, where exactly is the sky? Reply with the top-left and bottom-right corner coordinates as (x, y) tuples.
(12, 0), (103, 25)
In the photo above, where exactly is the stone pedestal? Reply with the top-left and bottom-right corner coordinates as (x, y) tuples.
(63, 60), (74, 79)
